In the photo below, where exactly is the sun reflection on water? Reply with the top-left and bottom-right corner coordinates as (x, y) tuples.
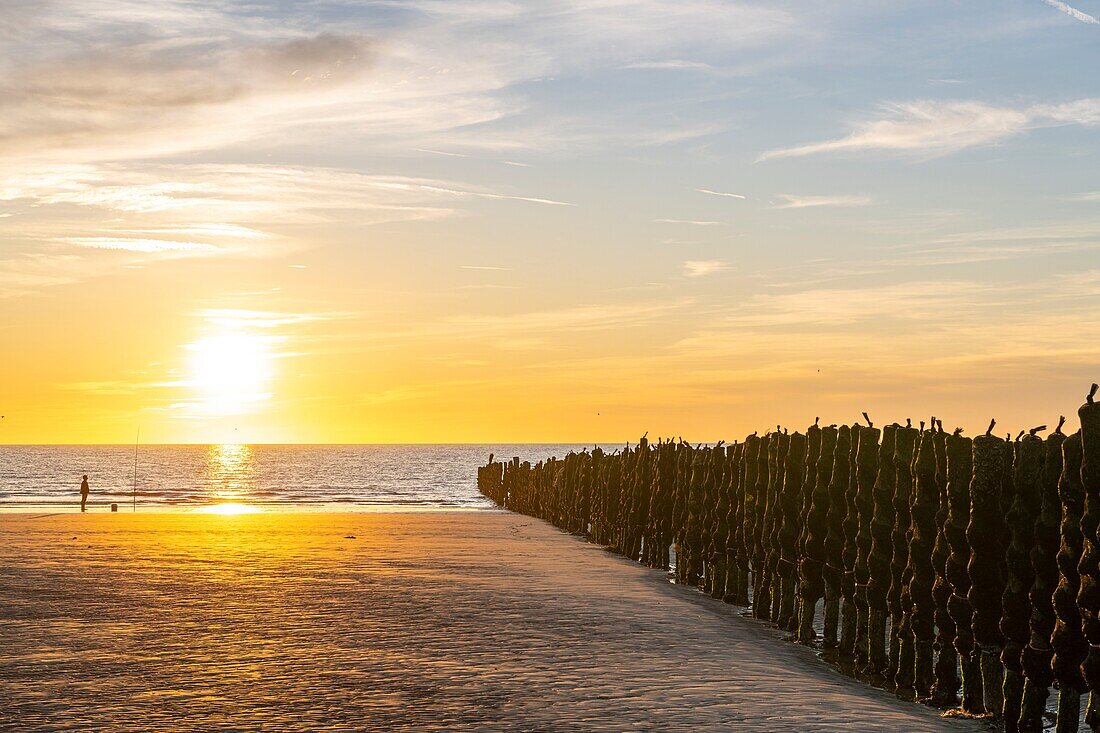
(204, 444), (255, 504)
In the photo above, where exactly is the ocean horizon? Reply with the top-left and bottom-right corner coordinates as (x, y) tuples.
(0, 443), (623, 511)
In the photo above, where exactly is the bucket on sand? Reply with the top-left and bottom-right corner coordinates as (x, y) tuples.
(111, 504), (118, 512)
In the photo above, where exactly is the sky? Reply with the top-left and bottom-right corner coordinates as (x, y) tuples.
(1, 0), (1099, 444)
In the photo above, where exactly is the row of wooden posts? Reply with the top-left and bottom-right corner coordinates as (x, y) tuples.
(477, 384), (1100, 733)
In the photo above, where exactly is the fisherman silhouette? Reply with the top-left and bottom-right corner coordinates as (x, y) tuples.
(80, 475), (89, 512)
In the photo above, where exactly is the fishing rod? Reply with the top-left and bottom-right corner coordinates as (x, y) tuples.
(133, 427), (139, 512)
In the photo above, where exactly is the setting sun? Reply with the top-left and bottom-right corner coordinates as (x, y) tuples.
(186, 331), (273, 416)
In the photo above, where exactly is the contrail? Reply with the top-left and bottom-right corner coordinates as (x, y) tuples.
(695, 188), (746, 199)
(1042, 0), (1099, 24)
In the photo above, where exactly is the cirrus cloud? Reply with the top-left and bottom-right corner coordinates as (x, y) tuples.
(683, 260), (730, 278)
(758, 98), (1100, 161)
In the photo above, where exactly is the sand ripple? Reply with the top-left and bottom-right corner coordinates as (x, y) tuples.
(0, 512), (981, 732)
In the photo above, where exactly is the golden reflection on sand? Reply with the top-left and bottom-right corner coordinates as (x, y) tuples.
(194, 501), (259, 515)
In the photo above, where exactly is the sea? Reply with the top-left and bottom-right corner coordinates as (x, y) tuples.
(0, 444), (617, 512)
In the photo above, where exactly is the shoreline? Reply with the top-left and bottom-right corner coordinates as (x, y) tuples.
(0, 503), (495, 514)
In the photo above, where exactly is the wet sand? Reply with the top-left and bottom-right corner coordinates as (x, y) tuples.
(0, 511), (983, 732)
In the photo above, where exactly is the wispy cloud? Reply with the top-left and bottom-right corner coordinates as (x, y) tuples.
(0, 163), (580, 296)
(857, 223), (1100, 269)
(621, 60), (714, 71)
(438, 297), (696, 343)
(758, 98), (1100, 160)
(196, 308), (349, 330)
(2, 33), (374, 161)
(0, 0), (802, 168)
(414, 184), (574, 206)
(415, 148), (470, 158)
(774, 194), (873, 209)
(1041, 0), (1100, 24)
(683, 260), (730, 278)
(0, 253), (86, 298)
(65, 237), (221, 254)
(656, 218), (726, 225)
(695, 188), (746, 199)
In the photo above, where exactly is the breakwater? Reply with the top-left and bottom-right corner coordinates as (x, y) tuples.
(478, 384), (1100, 732)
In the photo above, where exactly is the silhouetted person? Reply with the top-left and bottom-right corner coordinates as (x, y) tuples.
(80, 475), (89, 512)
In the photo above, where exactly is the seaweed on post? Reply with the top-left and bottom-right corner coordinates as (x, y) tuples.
(823, 424), (851, 650)
(1001, 428), (1044, 733)
(797, 421), (831, 643)
(778, 431), (806, 631)
(699, 446), (722, 597)
(684, 448), (709, 588)
(969, 421), (1008, 719)
(753, 434), (776, 618)
(1019, 420), (1066, 731)
(840, 422), (862, 660)
(889, 421), (919, 691)
(721, 444), (744, 601)
(740, 435), (761, 600)
(853, 417), (881, 671)
(864, 424), (898, 675)
(930, 421), (959, 707)
(1052, 430), (1087, 733)
(906, 424), (939, 699)
(672, 444), (691, 585)
(731, 441), (752, 604)
(945, 429), (981, 714)
(766, 431), (790, 619)
(1078, 384), (1100, 731)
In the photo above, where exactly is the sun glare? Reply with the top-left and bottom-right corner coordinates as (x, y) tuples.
(196, 502), (259, 515)
(186, 330), (273, 415)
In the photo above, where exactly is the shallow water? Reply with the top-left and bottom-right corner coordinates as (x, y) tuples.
(0, 444), (616, 511)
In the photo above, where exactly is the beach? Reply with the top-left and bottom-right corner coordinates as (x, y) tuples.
(1, 511), (982, 732)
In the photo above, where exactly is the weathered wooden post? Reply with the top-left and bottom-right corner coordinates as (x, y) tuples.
(1052, 430), (1088, 733)
(710, 444), (734, 595)
(740, 435), (761, 599)
(672, 445), (690, 585)
(753, 434), (776, 618)
(778, 431), (806, 630)
(945, 429), (982, 713)
(766, 431), (790, 619)
(752, 433), (770, 616)
(970, 421), (1008, 718)
(889, 422), (919, 691)
(721, 443), (743, 601)
(906, 424), (939, 699)
(731, 441), (751, 604)
(1078, 384), (1100, 731)
(930, 421), (959, 707)
(824, 424), (851, 650)
(852, 417), (880, 669)
(685, 447), (710, 588)
(840, 422), (862, 659)
(865, 423), (898, 675)
(708, 444), (726, 594)
(1019, 420), (1066, 731)
(797, 422), (833, 643)
(1001, 428), (1045, 732)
